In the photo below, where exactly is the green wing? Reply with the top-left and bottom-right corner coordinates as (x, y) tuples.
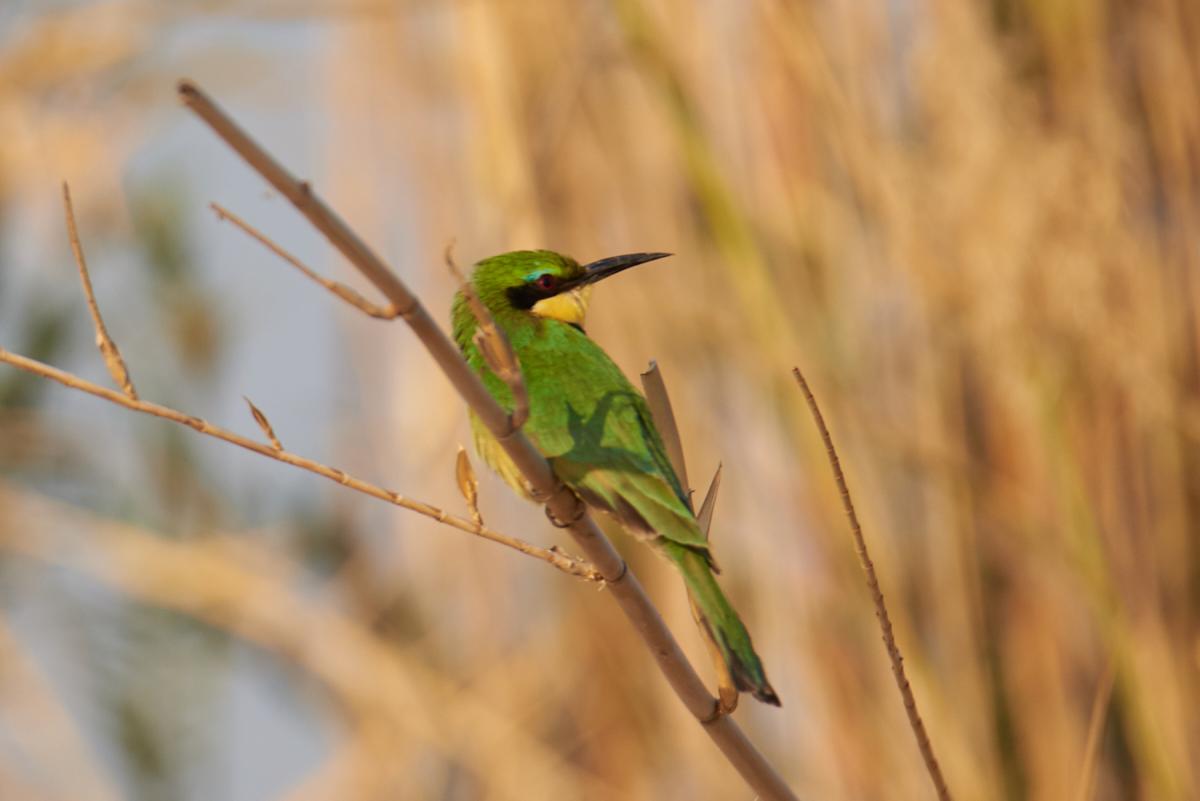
(526, 334), (712, 557)
(554, 413), (715, 557)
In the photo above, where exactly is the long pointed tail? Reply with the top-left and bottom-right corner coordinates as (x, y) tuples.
(664, 542), (781, 706)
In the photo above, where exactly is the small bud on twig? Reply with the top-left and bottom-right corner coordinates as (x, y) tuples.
(243, 396), (283, 450)
(455, 446), (483, 527)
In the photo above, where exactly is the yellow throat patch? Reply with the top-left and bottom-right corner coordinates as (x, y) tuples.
(531, 286), (593, 327)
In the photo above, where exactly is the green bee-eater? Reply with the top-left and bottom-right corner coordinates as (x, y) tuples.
(452, 250), (779, 706)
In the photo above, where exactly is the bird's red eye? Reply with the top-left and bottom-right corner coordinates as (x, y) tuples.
(536, 274), (557, 291)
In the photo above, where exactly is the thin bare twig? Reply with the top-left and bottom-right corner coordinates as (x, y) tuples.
(179, 79), (797, 801)
(792, 366), (952, 801)
(445, 243), (529, 431)
(62, 183), (137, 400)
(0, 346), (599, 582)
(210, 202), (398, 320)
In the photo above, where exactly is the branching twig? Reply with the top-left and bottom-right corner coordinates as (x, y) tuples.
(210, 202), (399, 320)
(0, 346), (599, 581)
(792, 366), (952, 801)
(62, 182), (138, 400)
(55, 188), (597, 580)
(178, 79), (797, 801)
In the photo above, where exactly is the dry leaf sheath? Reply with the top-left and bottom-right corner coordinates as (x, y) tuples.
(446, 243), (530, 432)
(641, 364), (737, 714)
(640, 361), (691, 501)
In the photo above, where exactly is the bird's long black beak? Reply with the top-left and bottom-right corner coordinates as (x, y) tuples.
(567, 252), (671, 290)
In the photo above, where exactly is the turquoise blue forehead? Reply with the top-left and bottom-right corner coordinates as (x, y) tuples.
(523, 268), (554, 282)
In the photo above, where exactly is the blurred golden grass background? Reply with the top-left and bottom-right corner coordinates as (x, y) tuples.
(1, 0), (1198, 799)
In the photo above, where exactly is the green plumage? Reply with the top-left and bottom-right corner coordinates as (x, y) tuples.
(452, 250), (778, 706)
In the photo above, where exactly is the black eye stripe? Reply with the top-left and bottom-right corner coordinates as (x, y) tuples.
(506, 283), (544, 310)
(506, 273), (562, 310)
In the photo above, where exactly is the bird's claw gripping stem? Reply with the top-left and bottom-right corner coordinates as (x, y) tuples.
(699, 694), (737, 725)
(544, 496), (585, 528)
(534, 482), (585, 528)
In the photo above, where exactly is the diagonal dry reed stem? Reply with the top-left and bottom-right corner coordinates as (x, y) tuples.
(178, 78), (798, 801)
(792, 366), (952, 801)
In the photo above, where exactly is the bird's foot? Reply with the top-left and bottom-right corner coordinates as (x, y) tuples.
(700, 689), (739, 724)
(543, 493), (585, 528)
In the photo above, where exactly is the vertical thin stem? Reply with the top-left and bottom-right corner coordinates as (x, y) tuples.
(792, 366), (953, 801)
